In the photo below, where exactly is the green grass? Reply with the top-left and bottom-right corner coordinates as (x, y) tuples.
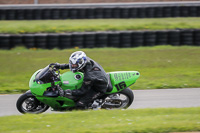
(0, 45), (200, 94)
(0, 107), (200, 133)
(0, 18), (200, 34)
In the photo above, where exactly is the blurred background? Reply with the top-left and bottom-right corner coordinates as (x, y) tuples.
(0, 0), (198, 4)
(0, 0), (200, 132)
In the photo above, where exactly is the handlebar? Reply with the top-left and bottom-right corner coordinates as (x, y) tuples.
(49, 63), (60, 77)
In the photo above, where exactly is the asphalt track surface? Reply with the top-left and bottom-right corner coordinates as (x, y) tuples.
(0, 88), (200, 117)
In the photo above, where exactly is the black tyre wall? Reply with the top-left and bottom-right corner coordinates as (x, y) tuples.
(95, 8), (104, 18)
(59, 33), (71, 49)
(171, 6), (180, 17)
(51, 9), (60, 19)
(120, 31), (132, 47)
(71, 33), (84, 48)
(108, 32), (120, 47)
(33, 9), (42, 20)
(154, 7), (163, 18)
(78, 8), (86, 19)
(112, 8), (120, 18)
(189, 6), (197, 17)
(156, 31), (168, 45)
(146, 7), (155, 18)
(1, 29), (200, 49)
(60, 8), (69, 19)
(10, 35), (22, 48)
(96, 32), (108, 47)
(25, 9), (34, 20)
(35, 34), (47, 48)
(16, 9), (25, 20)
(180, 6), (189, 17)
(129, 8), (138, 18)
(197, 6), (200, 17)
(163, 6), (172, 17)
(168, 30), (180, 46)
(6, 9), (16, 20)
(0, 9), (6, 20)
(47, 34), (59, 49)
(0, 5), (200, 20)
(180, 29), (194, 45)
(42, 9), (51, 20)
(137, 7), (146, 18)
(132, 31), (144, 47)
(86, 8), (95, 19)
(84, 33), (95, 48)
(69, 8), (78, 19)
(194, 29), (200, 46)
(144, 31), (156, 46)
(23, 34), (35, 48)
(120, 7), (130, 18)
(103, 7), (112, 18)
(0, 34), (10, 49)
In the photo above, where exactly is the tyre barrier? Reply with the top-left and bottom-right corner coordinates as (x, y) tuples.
(96, 32), (108, 47)
(47, 34), (59, 49)
(10, 34), (22, 48)
(132, 31), (144, 47)
(120, 31), (132, 47)
(144, 31), (156, 46)
(0, 29), (200, 49)
(194, 29), (200, 46)
(180, 29), (193, 45)
(23, 34), (35, 48)
(0, 5), (200, 20)
(156, 30), (168, 45)
(59, 33), (71, 49)
(108, 32), (120, 47)
(71, 32), (84, 48)
(168, 30), (180, 46)
(0, 34), (10, 49)
(84, 33), (95, 48)
(35, 34), (47, 48)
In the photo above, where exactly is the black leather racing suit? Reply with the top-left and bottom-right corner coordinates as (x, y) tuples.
(58, 57), (108, 108)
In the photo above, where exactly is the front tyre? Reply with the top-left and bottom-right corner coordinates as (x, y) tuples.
(16, 91), (49, 114)
(102, 88), (134, 109)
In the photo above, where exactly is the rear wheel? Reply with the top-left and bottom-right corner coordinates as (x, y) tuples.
(16, 91), (49, 114)
(102, 88), (134, 109)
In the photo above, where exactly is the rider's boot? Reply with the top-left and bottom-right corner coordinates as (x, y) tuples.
(91, 100), (102, 110)
(57, 85), (65, 97)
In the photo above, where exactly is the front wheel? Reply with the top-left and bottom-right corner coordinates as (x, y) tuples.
(102, 88), (134, 109)
(16, 91), (49, 114)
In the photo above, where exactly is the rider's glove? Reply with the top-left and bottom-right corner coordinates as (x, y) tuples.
(54, 63), (60, 70)
(65, 89), (72, 96)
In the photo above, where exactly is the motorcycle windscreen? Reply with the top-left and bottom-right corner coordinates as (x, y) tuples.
(35, 66), (54, 84)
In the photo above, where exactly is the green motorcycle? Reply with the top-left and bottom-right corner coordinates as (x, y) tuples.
(16, 63), (140, 114)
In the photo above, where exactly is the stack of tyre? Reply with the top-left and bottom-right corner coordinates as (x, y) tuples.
(1, 5), (200, 20)
(0, 3), (200, 49)
(1, 30), (200, 49)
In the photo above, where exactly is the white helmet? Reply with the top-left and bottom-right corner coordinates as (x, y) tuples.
(69, 51), (87, 72)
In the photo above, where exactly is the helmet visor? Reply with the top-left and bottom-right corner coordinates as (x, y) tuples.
(71, 64), (78, 69)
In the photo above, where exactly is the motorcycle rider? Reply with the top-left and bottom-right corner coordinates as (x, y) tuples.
(54, 51), (108, 109)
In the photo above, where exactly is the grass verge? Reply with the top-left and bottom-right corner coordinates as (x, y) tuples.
(0, 45), (199, 94)
(0, 18), (200, 34)
(0, 107), (200, 133)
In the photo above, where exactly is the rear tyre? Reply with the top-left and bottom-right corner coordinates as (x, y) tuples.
(16, 91), (49, 114)
(102, 87), (134, 109)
